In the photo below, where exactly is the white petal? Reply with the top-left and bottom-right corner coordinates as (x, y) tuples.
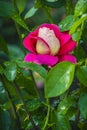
(38, 27), (60, 55)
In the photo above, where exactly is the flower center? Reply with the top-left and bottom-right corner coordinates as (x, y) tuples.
(36, 27), (60, 55)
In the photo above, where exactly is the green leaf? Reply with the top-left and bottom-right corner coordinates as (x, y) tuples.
(78, 91), (87, 119)
(56, 114), (70, 130)
(2, 76), (17, 97)
(27, 99), (41, 111)
(74, 44), (86, 61)
(16, 0), (26, 14)
(12, 14), (29, 31)
(74, 0), (87, 17)
(16, 72), (39, 98)
(59, 15), (75, 32)
(51, 111), (70, 130)
(72, 31), (81, 42)
(4, 62), (17, 81)
(76, 66), (87, 87)
(57, 96), (75, 115)
(45, 62), (75, 98)
(0, 35), (8, 54)
(70, 15), (87, 34)
(0, 109), (11, 130)
(0, 1), (16, 17)
(0, 65), (4, 74)
(16, 60), (47, 78)
(24, 7), (38, 19)
(41, 0), (66, 8)
(0, 82), (8, 104)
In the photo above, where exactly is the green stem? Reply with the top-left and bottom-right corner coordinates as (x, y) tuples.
(72, 109), (80, 130)
(29, 70), (40, 98)
(14, 13), (40, 98)
(66, 0), (74, 15)
(44, 6), (54, 23)
(15, 22), (26, 55)
(0, 75), (23, 130)
(13, 81), (40, 130)
(42, 99), (50, 130)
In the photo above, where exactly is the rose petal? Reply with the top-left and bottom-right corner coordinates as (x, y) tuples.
(37, 23), (60, 34)
(58, 40), (76, 55)
(24, 53), (38, 62)
(37, 54), (58, 66)
(60, 32), (71, 46)
(37, 23), (61, 40)
(23, 30), (38, 53)
(37, 27), (60, 55)
(24, 53), (58, 66)
(59, 54), (76, 64)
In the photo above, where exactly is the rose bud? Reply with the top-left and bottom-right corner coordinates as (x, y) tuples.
(23, 23), (76, 66)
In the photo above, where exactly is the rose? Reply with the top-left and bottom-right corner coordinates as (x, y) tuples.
(23, 23), (76, 66)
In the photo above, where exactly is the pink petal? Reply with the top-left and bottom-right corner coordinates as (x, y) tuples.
(24, 53), (58, 66)
(24, 53), (37, 62)
(59, 54), (76, 64)
(23, 24), (61, 54)
(37, 54), (58, 66)
(23, 30), (38, 53)
(58, 40), (76, 55)
(59, 32), (71, 46)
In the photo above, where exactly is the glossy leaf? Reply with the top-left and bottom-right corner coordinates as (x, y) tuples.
(45, 62), (75, 98)
(0, 82), (8, 104)
(76, 66), (87, 87)
(12, 14), (29, 31)
(0, 35), (8, 54)
(0, 1), (16, 17)
(59, 15), (75, 32)
(16, 60), (47, 78)
(57, 96), (75, 115)
(16, 0), (26, 14)
(2, 76), (17, 97)
(27, 99), (41, 111)
(16, 72), (39, 98)
(0, 110), (11, 130)
(51, 111), (70, 130)
(70, 15), (87, 34)
(24, 7), (38, 19)
(74, 0), (87, 17)
(72, 31), (81, 42)
(4, 62), (17, 81)
(56, 114), (70, 130)
(78, 91), (87, 119)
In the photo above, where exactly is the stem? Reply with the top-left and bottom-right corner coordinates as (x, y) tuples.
(29, 70), (40, 98)
(12, 0), (26, 55)
(66, 0), (74, 15)
(13, 12), (40, 98)
(15, 22), (26, 55)
(72, 106), (80, 130)
(44, 6), (54, 23)
(13, 81), (40, 130)
(42, 99), (50, 130)
(5, 89), (23, 130)
(0, 75), (23, 130)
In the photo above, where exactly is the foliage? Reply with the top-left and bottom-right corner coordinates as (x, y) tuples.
(0, 0), (87, 130)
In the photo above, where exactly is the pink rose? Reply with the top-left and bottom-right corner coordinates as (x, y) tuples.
(23, 23), (76, 66)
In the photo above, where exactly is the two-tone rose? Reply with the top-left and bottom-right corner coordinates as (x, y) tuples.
(23, 24), (76, 66)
